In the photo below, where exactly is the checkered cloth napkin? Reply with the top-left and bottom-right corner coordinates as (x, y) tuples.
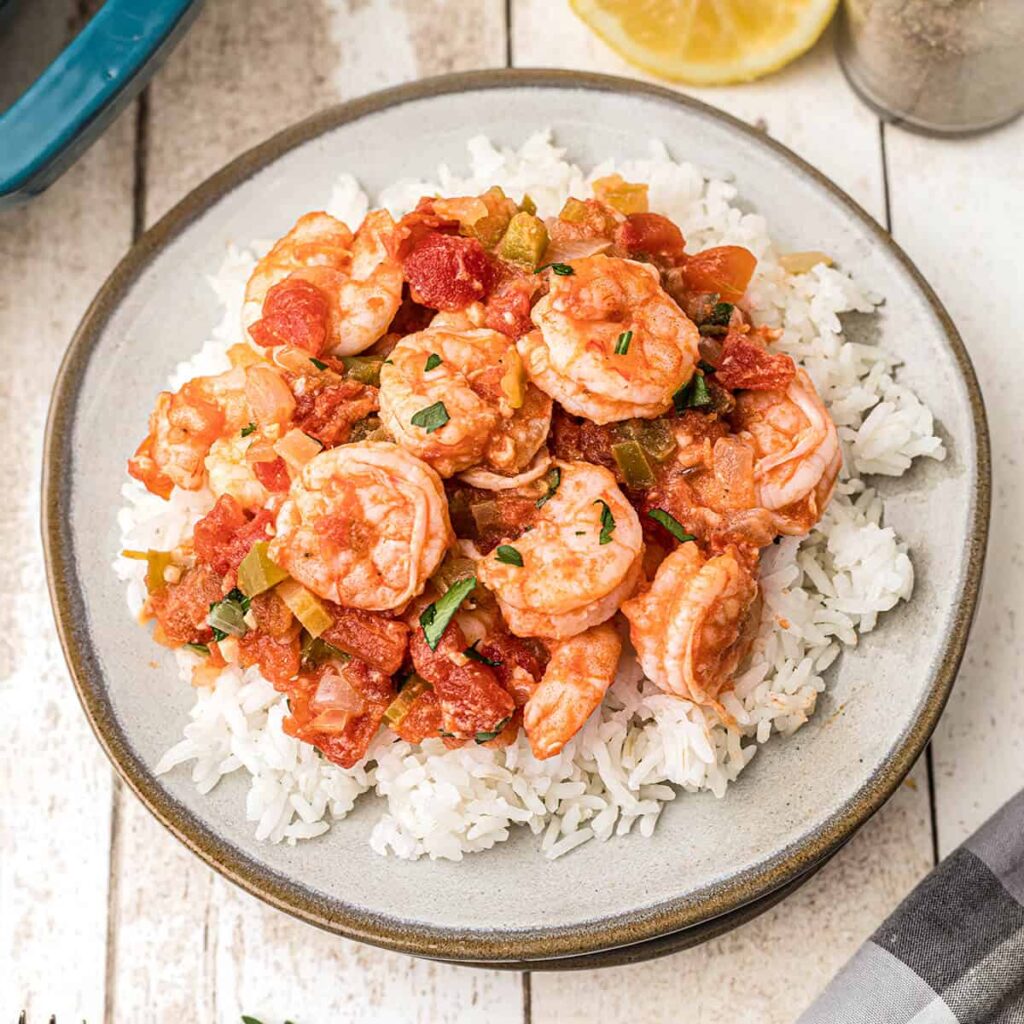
(799, 790), (1024, 1023)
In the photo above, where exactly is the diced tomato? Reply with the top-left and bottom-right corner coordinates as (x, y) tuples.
(238, 630), (301, 684)
(484, 270), (540, 339)
(476, 634), (548, 706)
(290, 377), (378, 449)
(321, 605), (410, 676)
(403, 232), (496, 311)
(281, 659), (394, 768)
(149, 565), (222, 645)
(127, 434), (174, 500)
(615, 212), (685, 259)
(680, 246), (757, 303)
(547, 406), (619, 474)
(249, 590), (294, 637)
(714, 328), (796, 391)
(193, 495), (275, 577)
(391, 687), (443, 744)
(253, 456), (291, 492)
(410, 621), (515, 740)
(248, 278), (329, 355)
(390, 199), (460, 261)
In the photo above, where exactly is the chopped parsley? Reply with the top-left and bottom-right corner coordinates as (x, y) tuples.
(240, 422), (257, 438)
(424, 353), (442, 372)
(207, 589), (251, 640)
(240, 1017), (264, 1024)
(495, 545), (524, 567)
(464, 640), (502, 667)
(647, 508), (696, 544)
(614, 330), (633, 355)
(534, 262), (574, 276)
(475, 717), (511, 744)
(594, 499), (616, 545)
(410, 400), (450, 433)
(420, 575), (477, 650)
(708, 301), (734, 326)
(535, 466), (561, 509)
(309, 357), (328, 370)
(698, 359), (718, 375)
(673, 372), (712, 413)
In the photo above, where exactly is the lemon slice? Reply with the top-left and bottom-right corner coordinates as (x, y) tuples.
(570, 0), (839, 85)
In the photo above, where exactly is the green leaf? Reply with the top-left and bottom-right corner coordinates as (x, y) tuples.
(647, 508), (696, 544)
(534, 262), (574, 276)
(536, 466), (561, 509)
(475, 717), (511, 744)
(424, 353), (442, 372)
(420, 575), (477, 650)
(184, 643), (210, 657)
(594, 499), (616, 545)
(614, 330), (633, 355)
(240, 422), (257, 438)
(309, 357), (328, 370)
(240, 1017), (264, 1024)
(672, 373), (712, 413)
(410, 400), (450, 434)
(464, 640), (502, 666)
(708, 301), (734, 326)
(495, 545), (524, 567)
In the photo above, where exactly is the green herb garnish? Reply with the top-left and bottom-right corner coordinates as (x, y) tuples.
(647, 508), (696, 544)
(207, 590), (250, 640)
(240, 422), (256, 437)
(594, 499), (616, 545)
(535, 466), (561, 509)
(464, 640), (502, 667)
(438, 729), (457, 738)
(424, 353), (442, 372)
(614, 330), (633, 355)
(534, 262), (574, 276)
(495, 545), (524, 567)
(673, 372), (712, 413)
(309, 357), (328, 370)
(184, 643), (210, 657)
(698, 359), (717, 374)
(475, 717), (511, 744)
(420, 575), (477, 650)
(241, 1016), (264, 1024)
(410, 400), (449, 434)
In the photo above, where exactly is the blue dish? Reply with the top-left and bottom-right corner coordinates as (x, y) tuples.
(0, 0), (202, 208)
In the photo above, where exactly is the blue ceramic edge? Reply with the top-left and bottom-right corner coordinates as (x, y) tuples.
(0, 0), (201, 208)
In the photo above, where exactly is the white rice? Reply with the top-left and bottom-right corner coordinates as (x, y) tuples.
(116, 132), (944, 860)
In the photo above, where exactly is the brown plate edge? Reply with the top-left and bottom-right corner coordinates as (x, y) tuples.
(41, 67), (991, 965)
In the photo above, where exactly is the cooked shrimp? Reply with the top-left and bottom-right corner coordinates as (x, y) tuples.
(205, 432), (269, 510)
(378, 325), (552, 478)
(519, 255), (700, 424)
(268, 441), (452, 611)
(128, 367), (249, 495)
(621, 543), (760, 716)
(477, 460), (643, 639)
(523, 622), (621, 759)
(244, 210), (403, 357)
(731, 368), (841, 533)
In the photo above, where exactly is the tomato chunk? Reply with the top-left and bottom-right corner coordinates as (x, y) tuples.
(714, 328), (796, 392)
(253, 456), (291, 493)
(681, 246), (757, 303)
(391, 687), (443, 744)
(321, 605), (410, 676)
(248, 278), (329, 355)
(410, 621), (515, 740)
(484, 270), (540, 339)
(193, 495), (275, 577)
(615, 212), (685, 259)
(238, 630), (301, 684)
(149, 566), (222, 645)
(403, 232), (496, 311)
(290, 377), (378, 449)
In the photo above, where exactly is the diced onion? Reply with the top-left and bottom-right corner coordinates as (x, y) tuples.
(309, 709), (352, 734)
(274, 429), (322, 471)
(312, 669), (366, 714)
(779, 251), (832, 274)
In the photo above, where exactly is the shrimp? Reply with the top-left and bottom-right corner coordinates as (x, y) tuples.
(476, 460), (643, 639)
(731, 368), (841, 533)
(268, 441), (452, 611)
(523, 622), (621, 759)
(243, 209), (403, 357)
(378, 324), (552, 478)
(621, 543), (760, 717)
(128, 367), (249, 495)
(518, 255), (700, 424)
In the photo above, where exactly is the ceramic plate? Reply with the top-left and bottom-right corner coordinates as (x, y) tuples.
(44, 70), (989, 965)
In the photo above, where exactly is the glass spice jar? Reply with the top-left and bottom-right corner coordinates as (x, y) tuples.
(837, 0), (1024, 135)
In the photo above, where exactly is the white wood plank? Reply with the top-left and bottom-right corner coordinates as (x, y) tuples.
(108, 2), (522, 1021)
(0, 5), (136, 1021)
(885, 119), (1024, 853)
(511, 4), (937, 1019)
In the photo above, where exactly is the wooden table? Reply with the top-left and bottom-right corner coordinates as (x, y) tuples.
(1, 2), (1019, 1020)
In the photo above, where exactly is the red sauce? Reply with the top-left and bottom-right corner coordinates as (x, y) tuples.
(248, 278), (329, 355)
(403, 232), (496, 311)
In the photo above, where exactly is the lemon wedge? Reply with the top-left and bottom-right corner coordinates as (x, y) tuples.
(570, 0), (839, 85)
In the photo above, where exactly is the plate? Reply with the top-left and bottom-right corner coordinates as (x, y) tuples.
(43, 69), (989, 964)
